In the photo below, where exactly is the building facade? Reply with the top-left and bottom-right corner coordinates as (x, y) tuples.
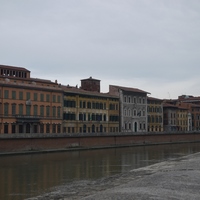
(62, 79), (119, 133)
(109, 85), (149, 132)
(0, 65), (63, 134)
(163, 103), (178, 132)
(147, 97), (163, 132)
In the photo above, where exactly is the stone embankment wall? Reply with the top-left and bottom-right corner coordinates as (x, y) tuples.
(0, 132), (200, 154)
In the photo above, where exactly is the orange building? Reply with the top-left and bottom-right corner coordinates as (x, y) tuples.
(0, 65), (63, 134)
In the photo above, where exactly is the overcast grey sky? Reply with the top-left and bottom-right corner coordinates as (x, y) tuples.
(0, 0), (200, 99)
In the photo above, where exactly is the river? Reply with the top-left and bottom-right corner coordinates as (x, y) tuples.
(1, 143), (200, 200)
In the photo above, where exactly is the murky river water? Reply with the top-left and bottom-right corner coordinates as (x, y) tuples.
(1, 143), (200, 200)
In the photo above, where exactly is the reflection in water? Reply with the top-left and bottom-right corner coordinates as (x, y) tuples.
(0, 143), (200, 200)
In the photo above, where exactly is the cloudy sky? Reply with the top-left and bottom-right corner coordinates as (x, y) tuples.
(0, 0), (200, 99)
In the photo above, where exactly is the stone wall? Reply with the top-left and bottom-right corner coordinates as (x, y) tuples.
(0, 132), (200, 154)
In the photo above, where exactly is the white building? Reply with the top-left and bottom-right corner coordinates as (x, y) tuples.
(109, 85), (150, 133)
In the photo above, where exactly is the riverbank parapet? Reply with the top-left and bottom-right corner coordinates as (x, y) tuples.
(1, 131), (200, 155)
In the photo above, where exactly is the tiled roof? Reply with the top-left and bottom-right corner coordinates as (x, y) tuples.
(110, 85), (150, 94)
(62, 85), (118, 98)
(0, 64), (30, 72)
(163, 103), (178, 108)
(147, 96), (163, 101)
(81, 76), (100, 81)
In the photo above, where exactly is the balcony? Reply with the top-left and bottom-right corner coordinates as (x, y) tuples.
(15, 115), (41, 123)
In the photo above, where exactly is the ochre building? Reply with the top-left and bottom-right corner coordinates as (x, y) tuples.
(0, 65), (63, 134)
(62, 77), (119, 133)
(147, 97), (163, 132)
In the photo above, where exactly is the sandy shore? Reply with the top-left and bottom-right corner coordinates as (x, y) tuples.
(28, 152), (200, 200)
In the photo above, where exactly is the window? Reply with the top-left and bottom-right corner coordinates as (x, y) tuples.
(4, 124), (8, 134)
(46, 124), (50, 133)
(40, 105), (44, 116)
(53, 124), (56, 133)
(52, 106), (56, 117)
(87, 102), (91, 108)
(124, 109), (127, 116)
(12, 104), (16, 115)
(40, 94), (44, 102)
(64, 100), (76, 107)
(80, 101), (82, 108)
(12, 91), (16, 99)
(143, 123), (146, 130)
(53, 95), (56, 102)
(26, 92), (30, 100)
(12, 124), (16, 134)
(19, 104), (23, 115)
(4, 90), (9, 99)
(128, 109), (131, 116)
(124, 96), (127, 102)
(46, 94), (50, 102)
(40, 124), (44, 133)
(79, 113), (83, 120)
(4, 103), (9, 116)
(34, 105), (38, 116)
(26, 105), (31, 115)
(19, 91), (23, 100)
(63, 113), (76, 120)
(57, 107), (61, 118)
(46, 106), (50, 117)
(92, 102), (95, 109)
(124, 123), (127, 130)
(34, 93), (38, 101)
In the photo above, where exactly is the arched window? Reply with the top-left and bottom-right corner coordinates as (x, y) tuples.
(124, 109), (127, 116)
(143, 122), (146, 130)
(134, 109), (137, 116)
(128, 109), (131, 116)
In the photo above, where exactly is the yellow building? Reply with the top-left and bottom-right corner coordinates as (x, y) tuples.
(62, 84), (119, 133)
(147, 97), (163, 132)
(0, 65), (63, 134)
(176, 106), (189, 131)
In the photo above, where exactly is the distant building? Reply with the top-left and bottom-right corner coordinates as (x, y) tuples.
(0, 64), (63, 134)
(109, 85), (149, 132)
(163, 103), (178, 132)
(177, 95), (200, 131)
(147, 97), (163, 132)
(62, 78), (119, 133)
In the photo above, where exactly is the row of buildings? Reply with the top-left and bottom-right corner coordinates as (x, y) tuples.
(0, 64), (199, 134)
